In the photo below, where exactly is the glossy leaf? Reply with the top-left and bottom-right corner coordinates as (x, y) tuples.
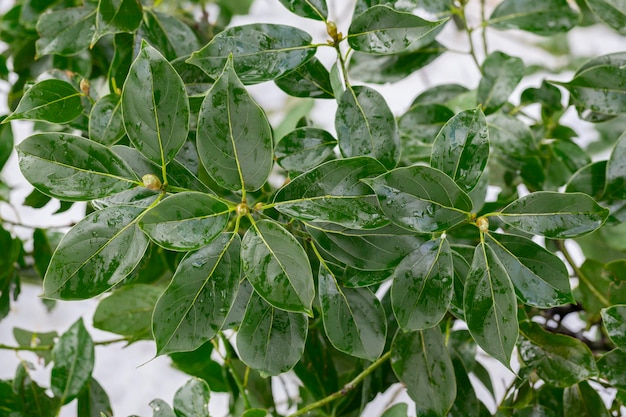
(519, 320), (598, 387)
(77, 378), (113, 417)
(477, 52), (524, 114)
(153, 233), (240, 355)
(586, 0), (626, 34)
(43, 206), (149, 300)
(604, 131), (626, 198)
(36, 7), (95, 56)
(499, 191), (609, 238)
(0, 117), (13, 171)
(601, 305), (626, 349)
(275, 127), (336, 172)
(348, 5), (447, 54)
(391, 327), (456, 417)
(140, 192), (230, 251)
(381, 404), (408, 417)
(242, 219), (314, 314)
(51, 318), (94, 404)
(92, 0), (143, 44)
(275, 57), (334, 99)
(13, 362), (60, 417)
(89, 93), (125, 146)
(488, 0), (579, 36)
(274, 157), (388, 229)
(464, 242), (518, 368)
(363, 165), (473, 233)
(122, 41), (189, 166)
(597, 349), (626, 390)
(187, 24), (316, 84)
(485, 232), (573, 307)
(17, 133), (136, 201)
(430, 108), (489, 192)
(150, 399), (176, 417)
(391, 238), (454, 330)
(5, 79), (83, 123)
(173, 378), (210, 417)
(278, 0), (328, 20)
(563, 382), (610, 417)
(197, 56), (273, 192)
(336, 85), (400, 169)
(140, 10), (200, 61)
(319, 263), (386, 360)
(487, 112), (538, 166)
(237, 293), (308, 376)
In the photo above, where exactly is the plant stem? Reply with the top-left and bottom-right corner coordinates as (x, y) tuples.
(287, 351), (392, 417)
(458, 5), (483, 74)
(480, 0), (489, 56)
(213, 335), (252, 409)
(0, 337), (128, 352)
(557, 240), (610, 307)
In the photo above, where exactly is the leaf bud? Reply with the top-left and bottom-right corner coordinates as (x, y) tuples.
(142, 174), (162, 190)
(236, 202), (249, 217)
(476, 216), (489, 233)
(80, 78), (90, 95)
(326, 21), (338, 40)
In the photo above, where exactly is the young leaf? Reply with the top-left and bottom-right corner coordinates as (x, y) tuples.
(51, 318), (94, 404)
(13, 328), (57, 365)
(16, 133), (136, 201)
(153, 233), (240, 355)
(36, 7), (96, 56)
(585, 0), (626, 35)
(430, 108), (489, 192)
(363, 165), (473, 233)
(196, 56), (273, 192)
(121, 41), (189, 166)
(488, 0), (579, 36)
(43, 206), (149, 300)
(275, 127), (337, 172)
(92, 0), (143, 45)
(278, 0), (328, 21)
(498, 191), (609, 238)
(237, 292), (308, 376)
(5, 79), (83, 123)
(173, 378), (210, 417)
(336, 85), (400, 169)
(563, 382), (610, 417)
(318, 263), (386, 361)
(464, 242), (518, 368)
(77, 378), (113, 417)
(274, 157), (388, 229)
(89, 94), (125, 146)
(275, 57), (334, 99)
(241, 219), (314, 314)
(391, 238), (454, 331)
(187, 24), (316, 84)
(477, 52), (524, 114)
(391, 327), (456, 417)
(150, 399), (176, 417)
(601, 305), (626, 350)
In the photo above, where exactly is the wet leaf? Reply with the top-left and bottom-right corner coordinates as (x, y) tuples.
(597, 349), (626, 390)
(601, 305), (626, 350)
(487, 112), (538, 168)
(139, 10), (200, 61)
(5, 79), (83, 123)
(563, 382), (610, 417)
(275, 57), (334, 99)
(89, 94), (125, 146)
(488, 0), (579, 35)
(275, 127), (336, 172)
(150, 399), (176, 417)
(381, 403), (408, 417)
(36, 7), (96, 56)
(278, 0), (328, 20)
(92, 0), (143, 44)
(77, 378), (113, 417)
(477, 51), (524, 114)
(173, 378), (210, 417)
(604, 131), (626, 198)
(153, 234), (240, 355)
(585, 0), (626, 35)
(14, 361), (60, 417)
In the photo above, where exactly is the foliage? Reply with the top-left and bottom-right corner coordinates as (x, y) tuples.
(2, 0), (626, 416)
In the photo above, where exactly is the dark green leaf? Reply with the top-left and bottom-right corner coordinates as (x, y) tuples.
(89, 94), (125, 146)
(318, 263), (386, 361)
(51, 318), (94, 404)
(0, 117), (13, 171)
(197, 56), (273, 192)
(187, 24), (316, 84)
(121, 41), (189, 166)
(585, 0), (626, 34)
(92, 0), (143, 44)
(77, 378), (113, 417)
(464, 242), (518, 368)
(563, 382), (610, 417)
(150, 399), (176, 417)
(14, 361), (60, 417)
(153, 233), (240, 355)
(169, 342), (229, 393)
(173, 378), (210, 417)
(93, 284), (162, 340)
(488, 0), (579, 35)
(43, 206), (149, 299)
(241, 219), (314, 315)
(348, 5), (447, 54)
(487, 112), (539, 168)
(275, 127), (336, 172)
(336, 85), (400, 169)
(601, 305), (626, 349)
(391, 327), (456, 417)
(278, 0), (328, 20)
(499, 191), (609, 238)
(36, 7), (96, 56)
(140, 10), (200, 61)
(431, 107), (489, 192)
(477, 52), (524, 114)
(381, 403), (408, 417)
(0, 379), (21, 416)
(241, 410), (268, 417)
(519, 320), (599, 387)
(597, 349), (626, 390)
(604, 131), (626, 198)
(237, 292), (308, 376)
(274, 157), (388, 229)
(16, 133), (136, 201)
(13, 327), (57, 365)
(5, 79), (83, 124)
(391, 238), (453, 330)
(293, 328), (339, 401)
(342, 267), (392, 287)
(412, 83), (470, 106)
(363, 165), (472, 233)
(275, 57), (334, 99)
(109, 33), (134, 92)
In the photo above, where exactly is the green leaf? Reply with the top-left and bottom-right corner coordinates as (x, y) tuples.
(498, 191), (609, 238)
(597, 349), (626, 390)
(242, 219), (314, 315)
(13, 327), (57, 365)
(563, 382), (610, 417)
(363, 165), (472, 233)
(519, 320), (599, 387)
(381, 403), (408, 417)
(430, 108), (489, 192)
(318, 263), (386, 361)
(604, 131), (626, 198)
(0, 117), (13, 171)
(92, 0), (143, 45)
(187, 24), (316, 84)
(89, 94), (125, 146)
(51, 318), (94, 404)
(173, 378), (210, 417)
(121, 41), (189, 166)
(348, 5), (447, 54)
(464, 242), (518, 368)
(197, 56), (273, 192)
(488, 0), (579, 35)
(485, 232), (573, 307)
(16, 133), (136, 201)
(140, 192), (230, 251)
(36, 7), (96, 56)
(169, 342), (229, 393)
(14, 362), (60, 417)
(487, 113), (538, 168)
(601, 305), (626, 349)
(237, 292), (308, 376)
(77, 378), (113, 417)
(293, 328), (339, 401)
(274, 157), (388, 229)
(391, 327), (456, 417)
(93, 284), (162, 341)
(477, 52), (524, 114)
(43, 206), (149, 300)
(585, 0), (626, 35)
(241, 410), (268, 417)
(391, 238), (454, 330)
(275, 127), (336, 172)
(0, 379), (22, 416)
(278, 0), (328, 20)
(5, 79), (83, 123)
(275, 57), (334, 99)
(140, 10), (200, 61)
(336, 85), (400, 169)
(153, 233), (240, 355)
(150, 399), (176, 417)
